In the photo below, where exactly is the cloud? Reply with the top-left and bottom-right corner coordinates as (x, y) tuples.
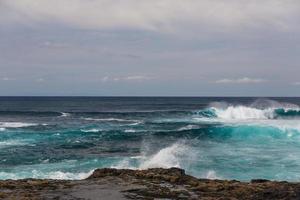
(101, 76), (110, 82)
(2, 0), (300, 32)
(291, 82), (300, 85)
(215, 77), (266, 84)
(101, 75), (154, 82)
(123, 76), (153, 81)
(36, 78), (45, 82)
(42, 41), (69, 48)
(1, 77), (15, 81)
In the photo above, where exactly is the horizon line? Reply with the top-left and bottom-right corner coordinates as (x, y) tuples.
(0, 96), (299, 98)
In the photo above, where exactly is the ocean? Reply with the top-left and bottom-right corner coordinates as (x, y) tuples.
(0, 97), (300, 181)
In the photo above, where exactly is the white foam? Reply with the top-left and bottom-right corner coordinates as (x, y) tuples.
(84, 118), (140, 123)
(60, 112), (71, 117)
(0, 122), (38, 128)
(252, 119), (300, 133)
(111, 142), (191, 170)
(124, 129), (136, 133)
(112, 159), (137, 169)
(45, 170), (93, 180)
(139, 143), (188, 169)
(178, 125), (199, 131)
(250, 99), (300, 111)
(194, 102), (300, 134)
(195, 115), (300, 134)
(0, 140), (28, 148)
(80, 128), (101, 133)
(0, 172), (19, 179)
(205, 170), (220, 179)
(0, 128), (5, 131)
(212, 106), (274, 120)
(0, 170), (93, 180)
(127, 122), (141, 126)
(205, 99), (300, 121)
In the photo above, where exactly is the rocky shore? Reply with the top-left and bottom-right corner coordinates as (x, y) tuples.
(0, 168), (300, 199)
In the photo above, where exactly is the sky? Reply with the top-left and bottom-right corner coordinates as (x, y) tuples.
(0, 0), (300, 96)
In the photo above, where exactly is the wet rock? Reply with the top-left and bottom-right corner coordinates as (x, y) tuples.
(0, 168), (300, 199)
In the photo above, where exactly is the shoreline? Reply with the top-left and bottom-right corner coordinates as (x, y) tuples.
(0, 168), (299, 199)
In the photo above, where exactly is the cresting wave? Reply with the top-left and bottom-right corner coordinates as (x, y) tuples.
(191, 100), (300, 136)
(196, 103), (300, 120)
(112, 142), (189, 170)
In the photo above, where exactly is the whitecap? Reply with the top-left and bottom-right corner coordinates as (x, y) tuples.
(212, 106), (274, 120)
(0, 122), (38, 128)
(60, 112), (71, 117)
(200, 99), (300, 121)
(80, 128), (101, 133)
(178, 125), (199, 131)
(124, 129), (136, 133)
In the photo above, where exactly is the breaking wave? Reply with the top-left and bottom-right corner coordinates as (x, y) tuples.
(139, 143), (188, 169)
(113, 142), (192, 171)
(196, 100), (300, 120)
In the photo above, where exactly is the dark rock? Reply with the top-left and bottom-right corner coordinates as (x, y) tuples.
(0, 168), (300, 200)
(251, 179), (270, 183)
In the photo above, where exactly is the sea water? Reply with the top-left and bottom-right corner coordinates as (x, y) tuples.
(0, 97), (300, 181)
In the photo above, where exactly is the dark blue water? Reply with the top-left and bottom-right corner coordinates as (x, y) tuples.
(0, 97), (300, 181)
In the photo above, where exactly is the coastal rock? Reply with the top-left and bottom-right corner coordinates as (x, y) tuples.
(0, 168), (300, 199)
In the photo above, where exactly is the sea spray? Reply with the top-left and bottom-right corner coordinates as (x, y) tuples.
(139, 142), (189, 169)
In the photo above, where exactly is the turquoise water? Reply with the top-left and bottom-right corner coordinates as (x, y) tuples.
(0, 97), (300, 181)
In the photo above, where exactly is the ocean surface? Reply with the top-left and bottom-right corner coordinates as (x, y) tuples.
(0, 97), (300, 181)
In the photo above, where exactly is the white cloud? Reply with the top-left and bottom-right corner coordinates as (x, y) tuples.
(101, 75), (154, 82)
(2, 0), (299, 32)
(42, 41), (69, 48)
(1, 77), (15, 81)
(36, 78), (45, 82)
(291, 82), (300, 85)
(215, 77), (266, 84)
(123, 76), (153, 81)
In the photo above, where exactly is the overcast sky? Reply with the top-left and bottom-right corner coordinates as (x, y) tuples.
(0, 0), (300, 96)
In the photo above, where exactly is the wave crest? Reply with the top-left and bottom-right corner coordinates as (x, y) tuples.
(212, 106), (274, 120)
(139, 143), (187, 169)
(197, 100), (300, 120)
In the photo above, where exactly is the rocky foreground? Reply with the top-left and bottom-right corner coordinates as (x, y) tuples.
(0, 168), (300, 200)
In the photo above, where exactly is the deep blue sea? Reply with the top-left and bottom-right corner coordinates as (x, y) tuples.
(0, 97), (300, 181)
